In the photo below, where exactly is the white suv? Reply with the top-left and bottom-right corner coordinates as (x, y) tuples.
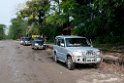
(53, 35), (102, 70)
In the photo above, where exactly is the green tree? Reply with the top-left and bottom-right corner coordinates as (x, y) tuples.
(71, 0), (124, 44)
(45, 0), (77, 35)
(18, 0), (50, 35)
(0, 24), (6, 40)
(90, 0), (124, 43)
(8, 18), (28, 39)
(16, 0), (124, 44)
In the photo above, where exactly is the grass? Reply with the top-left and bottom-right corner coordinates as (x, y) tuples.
(93, 43), (124, 53)
(93, 43), (114, 51)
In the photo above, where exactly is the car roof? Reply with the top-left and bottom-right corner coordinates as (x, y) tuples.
(55, 35), (86, 39)
(33, 37), (43, 39)
(21, 37), (30, 38)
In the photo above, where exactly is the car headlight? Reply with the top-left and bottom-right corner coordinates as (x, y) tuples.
(25, 41), (28, 43)
(20, 41), (23, 43)
(96, 57), (102, 62)
(96, 51), (100, 55)
(35, 43), (39, 46)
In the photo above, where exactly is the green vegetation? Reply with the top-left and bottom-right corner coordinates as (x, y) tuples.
(7, 0), (124, 44)
(0, 24), (6, 40)
(8, 18), (28, 39)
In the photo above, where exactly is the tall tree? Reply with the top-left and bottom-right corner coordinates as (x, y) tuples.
(18, 0), (50, 35)
(45, 0), (77, 35)
(16, 0), (124, 43)
(0, 24), (6, 40)
(90, 0), (124, 43)
(18, 0), (50, 25)
(8, 18), (28, 39)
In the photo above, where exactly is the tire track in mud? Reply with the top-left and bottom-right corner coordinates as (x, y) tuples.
(7, 41), (41, 83)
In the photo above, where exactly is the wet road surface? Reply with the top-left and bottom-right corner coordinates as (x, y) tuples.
(0, 40), (124, 83)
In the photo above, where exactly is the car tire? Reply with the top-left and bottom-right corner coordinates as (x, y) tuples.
(53, 52), (58, 63)
(94, 63), (101, 68)
(24, 43), (26, 46)
(32, 45), (34, 49)
(66, 57), (75, 70)
(42, 46), (45, 50)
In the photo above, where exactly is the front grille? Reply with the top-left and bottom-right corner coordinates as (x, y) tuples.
(86, 50), (95, 57)
(38, 43), (43, 45)
(35, 41), (44, 45)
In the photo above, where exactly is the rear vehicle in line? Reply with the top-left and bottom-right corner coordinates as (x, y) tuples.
(31, 37), (45, 50)
(20, 37), (31, 46)
(53, 35), (102, 70)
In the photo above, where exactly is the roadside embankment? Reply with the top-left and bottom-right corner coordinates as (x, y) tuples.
(102, 51), (124, 67)
(45, 44), (124, 67)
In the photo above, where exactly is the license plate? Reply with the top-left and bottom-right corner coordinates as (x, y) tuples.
(86, 58), (95, 62)
(38, 46), (43, 48)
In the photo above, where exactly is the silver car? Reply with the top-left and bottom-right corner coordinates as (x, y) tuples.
(53, 35), (102, 70)
(20, 37), (31, 46)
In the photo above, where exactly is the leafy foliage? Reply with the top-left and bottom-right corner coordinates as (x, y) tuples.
(73, 0), (124, 44)
(8, 18), (28, 39)
(9, 0), (124, 44)
(0, 24), (6, 40)
(18, 0), (50, 25)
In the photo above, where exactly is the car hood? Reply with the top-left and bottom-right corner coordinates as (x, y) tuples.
(34, 40), (43, 42)
(24, 40), (31, 42)
(66, 47), (99, 52)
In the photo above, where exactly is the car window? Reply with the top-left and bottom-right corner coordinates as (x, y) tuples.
(56, 38), (61, 46)
(65, 38), (89, 47)
(55, 38), (64, 47)
(33, 37), (44, 41)
(21, 37), (31, 41)
(60, 39), (64, 47)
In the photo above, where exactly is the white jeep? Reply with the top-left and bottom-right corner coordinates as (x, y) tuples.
(53, 35), (102, 70)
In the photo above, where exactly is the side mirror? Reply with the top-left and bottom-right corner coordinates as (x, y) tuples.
(89, 39), (93, 47)
(60, 43), (65, 47)
(90, 45), (93, 47)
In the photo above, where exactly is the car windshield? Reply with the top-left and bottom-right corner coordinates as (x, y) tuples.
(22, 37), (31, 41)
(65, 38), (90, 47)
(33, 37), (44, 44)
(33, 37), (44, 41)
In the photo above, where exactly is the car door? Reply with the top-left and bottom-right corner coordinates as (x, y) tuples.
(54, 37), (61, 59)
(58, 38), (66, 61)
(55, 38), (65, 61)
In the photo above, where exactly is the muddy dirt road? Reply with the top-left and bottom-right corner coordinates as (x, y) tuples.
(0, 40), (124, 83)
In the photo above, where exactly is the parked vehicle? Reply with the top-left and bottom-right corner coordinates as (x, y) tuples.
(20, 37), (31, 46)
(53, 35), (102, 70)
(31, 37), (45, 50)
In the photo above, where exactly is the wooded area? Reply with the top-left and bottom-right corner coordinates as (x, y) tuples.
(7, 0), (124, 44)
(0, 24), (6, 40)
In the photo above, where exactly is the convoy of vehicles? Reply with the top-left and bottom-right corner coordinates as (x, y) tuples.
(20, 35), (45, 50)
(20, 35), (102, 70)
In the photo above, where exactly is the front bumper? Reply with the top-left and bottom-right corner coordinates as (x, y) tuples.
(25, 42), (31, 45)
(73, 56), (102, 64)
(33, 45), (44, 49)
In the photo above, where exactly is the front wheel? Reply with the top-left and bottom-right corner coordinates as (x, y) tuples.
(53, 52), (58, 63)
(66, 57), (75, 70)
(94, 63), (101, 68)
(23, 43), (26, 46)
(32, 45), (34, 49)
